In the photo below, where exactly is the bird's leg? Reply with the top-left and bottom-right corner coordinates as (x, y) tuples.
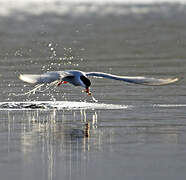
(57, 81), (68, 86)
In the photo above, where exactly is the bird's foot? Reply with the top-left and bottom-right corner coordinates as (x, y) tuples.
(82, 88), (92, 96)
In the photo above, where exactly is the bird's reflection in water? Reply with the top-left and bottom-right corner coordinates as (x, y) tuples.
(6, 109), (98, 180)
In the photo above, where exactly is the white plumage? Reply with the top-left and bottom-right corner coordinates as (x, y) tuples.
(19, 70), (179, 95)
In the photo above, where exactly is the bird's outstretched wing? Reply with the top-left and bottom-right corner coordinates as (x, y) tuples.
(86, 72), (179, 86)
(19, 71), (72, 84)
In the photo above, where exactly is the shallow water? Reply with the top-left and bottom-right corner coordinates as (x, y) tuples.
(0, 1), (186, 180)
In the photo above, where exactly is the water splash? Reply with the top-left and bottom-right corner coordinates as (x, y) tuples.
(91, 95), (98, 102)
(10, 84), (45, 96)
(0, 101), (129, 110)
(42, 43), (82, 72)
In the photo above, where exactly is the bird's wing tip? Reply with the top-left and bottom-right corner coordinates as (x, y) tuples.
(137, 76), (181, 86)
(170, 77), (180, 83)
(19, 74), (38, 84)
(19, 74), (24, 81)
(19, 74), (23, 79)
(171, 76), (183, 84)
(156, 76), (181, 85)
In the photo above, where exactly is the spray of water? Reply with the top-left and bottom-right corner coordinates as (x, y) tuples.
(11, 79), (98, 102)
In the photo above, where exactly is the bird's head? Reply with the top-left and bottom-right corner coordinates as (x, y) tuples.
(80, 75), (91, 95)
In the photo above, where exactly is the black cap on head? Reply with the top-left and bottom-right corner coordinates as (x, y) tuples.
(80, 75), (91, 88)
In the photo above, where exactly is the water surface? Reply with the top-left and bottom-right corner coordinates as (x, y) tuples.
(0, 1), (186, 180)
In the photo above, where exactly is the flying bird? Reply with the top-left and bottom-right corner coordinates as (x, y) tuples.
(19, 70), (179, 96)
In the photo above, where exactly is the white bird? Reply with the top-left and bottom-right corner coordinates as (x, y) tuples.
(19, 70), (179, 96)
